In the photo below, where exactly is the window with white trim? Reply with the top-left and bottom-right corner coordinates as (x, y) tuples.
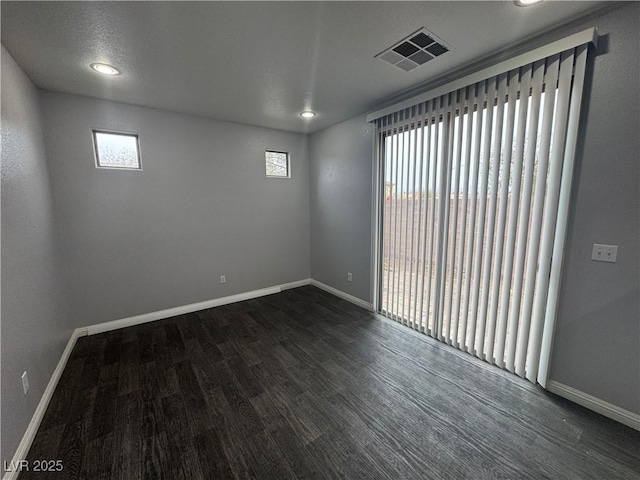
(93, 130), (141, 170)
(265, 150), (290, 178)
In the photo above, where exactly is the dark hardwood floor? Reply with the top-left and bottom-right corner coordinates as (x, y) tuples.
(22, 286), (640, 479)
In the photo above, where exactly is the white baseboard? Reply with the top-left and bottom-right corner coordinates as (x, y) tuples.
(2, 327), (88, 480)
(310, 279), (373, 311)
(86, 279), (311, 335)
(280, 278), (312, 290)
(546, 380), (640, 431)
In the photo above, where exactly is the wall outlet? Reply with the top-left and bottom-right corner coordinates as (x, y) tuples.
(220, 275), (226, 284)
(591, 244), (618, 263)
(21, 371), (29, 395)
(347, 272), (352, 282)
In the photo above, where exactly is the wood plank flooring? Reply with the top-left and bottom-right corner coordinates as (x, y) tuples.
(21, 286), (640, 479)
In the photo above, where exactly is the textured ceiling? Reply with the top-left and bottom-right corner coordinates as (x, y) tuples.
(1, 1), (611, 133)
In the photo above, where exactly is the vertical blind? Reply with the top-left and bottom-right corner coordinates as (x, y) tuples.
(372, 35), (592, 387)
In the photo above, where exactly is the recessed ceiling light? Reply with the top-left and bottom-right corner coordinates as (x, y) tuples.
(515, 0), (543, 6)
(90, 63), (120, 75)
(300, 110), (316, 118)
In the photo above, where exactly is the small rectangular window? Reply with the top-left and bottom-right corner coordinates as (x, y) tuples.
(265, 150), (290, 178)
(93, 130), (141, 169)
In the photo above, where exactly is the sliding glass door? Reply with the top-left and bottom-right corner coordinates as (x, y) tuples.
(376, 44), (589, 385)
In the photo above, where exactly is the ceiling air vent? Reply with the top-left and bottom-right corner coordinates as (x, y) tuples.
(376, 28), (449, 72)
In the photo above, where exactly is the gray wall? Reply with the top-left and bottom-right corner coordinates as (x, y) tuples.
(40, 92), (310, 327)
(309, 114), (374, 303)
(548, 2), (639, 414)
(1, 46), (72, 466)
(308, 3), (639, 414)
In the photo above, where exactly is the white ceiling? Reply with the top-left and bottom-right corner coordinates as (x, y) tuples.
(1, 1), (611, 133)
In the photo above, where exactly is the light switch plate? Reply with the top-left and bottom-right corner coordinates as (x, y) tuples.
(591, 244), (618, 263)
